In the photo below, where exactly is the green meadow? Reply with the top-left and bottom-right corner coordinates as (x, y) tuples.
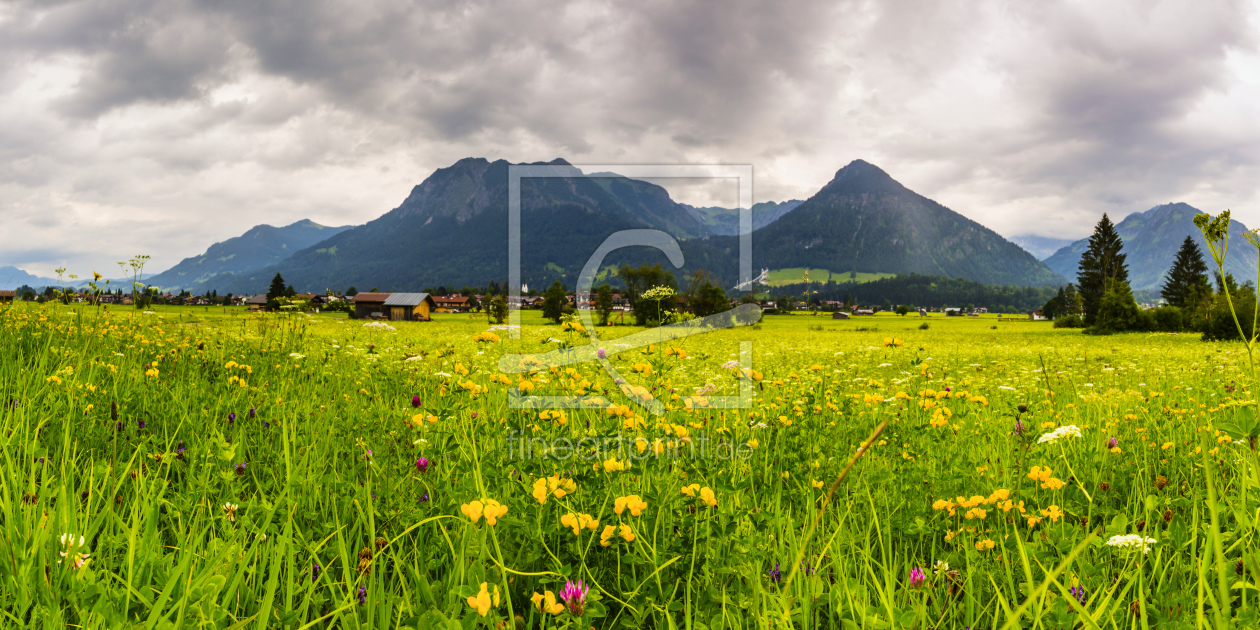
(2, 301), (1257, 628)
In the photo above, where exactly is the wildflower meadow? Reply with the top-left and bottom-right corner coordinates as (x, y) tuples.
(2, 302), (1258, 629)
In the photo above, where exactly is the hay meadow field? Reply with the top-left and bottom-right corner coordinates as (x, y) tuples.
(2, 301), (1258, 629)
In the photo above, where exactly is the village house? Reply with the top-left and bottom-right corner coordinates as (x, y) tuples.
(944, 307), (962, 316)
(432, 295), (470, 313)
(0, 290), (14, 304)
(383, 293), (438, 321)
(352, 292), (392, 319)
(245, 294), (268, 311)
(832, 311), (850, 319)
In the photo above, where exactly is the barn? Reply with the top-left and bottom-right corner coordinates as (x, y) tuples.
(352, 292), (392, 319)
(383, 293), (437, 321)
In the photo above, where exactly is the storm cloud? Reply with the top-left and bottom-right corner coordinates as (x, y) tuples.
(1, 0), (1258, 276)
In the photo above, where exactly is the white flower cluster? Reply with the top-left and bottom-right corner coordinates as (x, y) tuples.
(488, 325), (520, 331)
(1037, 425), (1082, 444)
(720, 360), (741, 369)
(289, 353), (305, 360)
(642, 286), (676, 301)
(1105, 534), (1158, 553)
(362, 322), (397, 331)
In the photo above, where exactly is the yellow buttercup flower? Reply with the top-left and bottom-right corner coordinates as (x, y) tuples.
(560, 512), (599, 535)
(975, 539), (996, 551)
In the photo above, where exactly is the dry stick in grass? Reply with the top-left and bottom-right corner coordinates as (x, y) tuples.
(779, 419), (888, 622)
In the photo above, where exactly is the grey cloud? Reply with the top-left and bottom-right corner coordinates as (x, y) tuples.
(2, 0), (1260, 272)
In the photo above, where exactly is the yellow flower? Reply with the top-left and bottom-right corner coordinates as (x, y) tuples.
(560, 512), (599, 535)
(1040, 505), (1064, 522)
(681, 483), (700, 497)
(602, 456), (629, 472)
(619, 524), (635, 542)
(467, 582), (494, 616)
(532, 590), (565, 614)
(600, 524), (616, 546)
(461, 500), (484, 524)
(964, 508), (987, 520)
(975, 539), (996, 551)
(699, 487), (718, 508)
(811, 479), (825, 489)
(747, 439), (759, 449)
(614, 495), (648, 516)
(1161, 442), (1174, 450)
(483, 499), (508, 526)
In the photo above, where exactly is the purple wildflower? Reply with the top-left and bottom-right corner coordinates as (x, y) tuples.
(411, 395), (421, 408)
(415, 457), (430, 472)
(357, 585), (367, 605)
(137, 419), (147, 429)
(312, 562), (321, 580)
(249, 407), (256, 417)
(597, 348), (606, 359)
(768, 563), (781, 583)
(1070, 585), (1086, 605)
(420, 493), (430, 502)
(559, 579), (589, 617)
(228, 412), (236, 423)
(908, 566), (926, 589)
(1107, 436), (1117, 449)
(235, 461), (247, 475)
(1014, 421), (1025, 437)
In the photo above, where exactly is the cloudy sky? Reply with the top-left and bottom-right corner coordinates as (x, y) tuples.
(3, 0), (1260, 277)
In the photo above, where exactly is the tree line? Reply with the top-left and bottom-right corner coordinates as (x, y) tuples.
(1043, 213), (1244, 338)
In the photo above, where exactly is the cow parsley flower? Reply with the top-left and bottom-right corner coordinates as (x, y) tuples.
(1105, 534), (1158, 553)
(1037, 425), (1082, 444)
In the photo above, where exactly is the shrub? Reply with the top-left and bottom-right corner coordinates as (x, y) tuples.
(1152, 306), (1183, 332)
(1054, 314), (1083, 329)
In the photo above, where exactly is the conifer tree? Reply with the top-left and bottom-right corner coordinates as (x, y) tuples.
(1077, 214), (1129, 325)
(1160, 235), (1211, 307)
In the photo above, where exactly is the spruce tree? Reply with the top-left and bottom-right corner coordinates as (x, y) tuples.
(1160, 235), (1211, 307)
(266, 273), (286, 302)
(1077, 214), (1129, 325)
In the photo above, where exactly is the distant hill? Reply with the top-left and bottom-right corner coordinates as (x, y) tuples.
(202, 157), (1066, 294)
(216, 158), (712, 294)
(0, 266), (60, 290)
(1043, 203), (1256, 291)
(145, 219), (353, 293)
(730, 160), (1064, 287)
(1009, 235), (1077, 260)
(686, 200), (804, 236)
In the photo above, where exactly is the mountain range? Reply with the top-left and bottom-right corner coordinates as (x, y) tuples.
(143, 219), (353, 293)
(184, 158), (1065, 294)
(0, 266), (62, 291)
(684, 200), (805, 236)
(1043, 202), (1256, 291)
(1009, 235), (1076, 260)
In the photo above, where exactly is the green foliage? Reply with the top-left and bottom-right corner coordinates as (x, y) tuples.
(594, 284), (613, 325)
(618, 264), (676, 325)
(541, 281), (568, 324)
(1161, 235), (1212, 308)
(1077, 214), (1129, 326)
(778, 272), (1057, 312)
(1152, 306), (1184, 332)
(1053, 314), (1084, 328)
(1087, 281), (1143, 334)
(487, 295), (508, 324)
(1202, 285), (1258, 342)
